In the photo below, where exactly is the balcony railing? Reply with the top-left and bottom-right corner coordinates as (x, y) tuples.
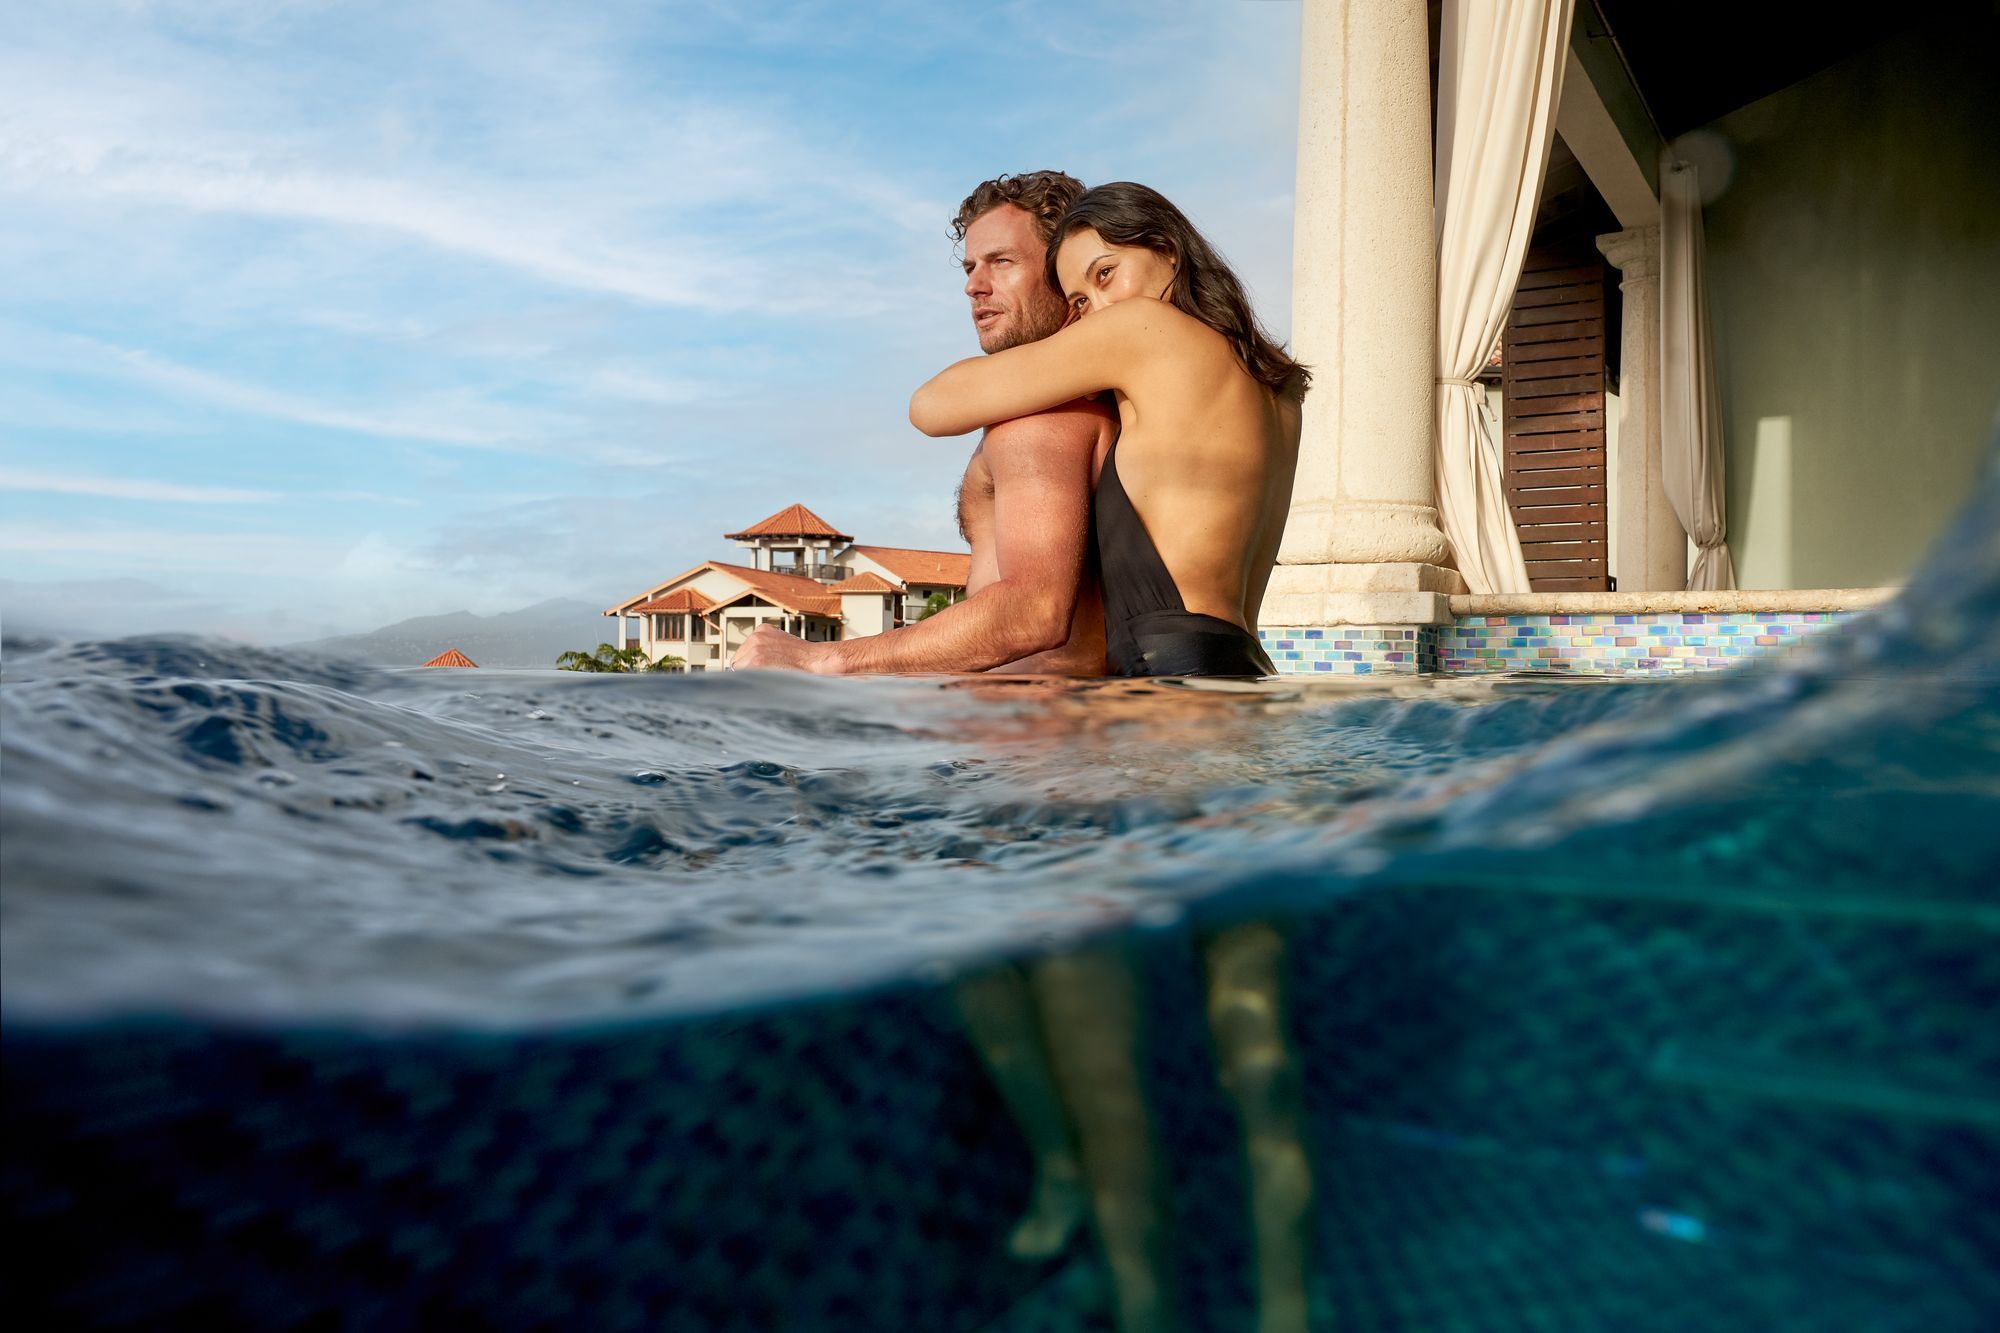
(768, 561), (847, 582)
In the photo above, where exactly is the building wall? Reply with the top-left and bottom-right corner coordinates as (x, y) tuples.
(841, 593), (893, 637)
(1699, 16), (2000, 588)
(640, 619), (719, 670)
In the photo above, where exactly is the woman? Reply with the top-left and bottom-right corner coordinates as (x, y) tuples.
(910, 181), (1308, 679)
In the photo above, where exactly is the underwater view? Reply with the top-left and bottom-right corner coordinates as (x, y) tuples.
(4, 448), (1995, 1330)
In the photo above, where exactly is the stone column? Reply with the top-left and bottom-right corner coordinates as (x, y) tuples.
(1265, 0), (1464, 631)
(1596, 227), (1686, 592)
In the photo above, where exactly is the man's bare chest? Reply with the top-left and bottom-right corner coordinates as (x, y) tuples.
(955, 447), (997, 544)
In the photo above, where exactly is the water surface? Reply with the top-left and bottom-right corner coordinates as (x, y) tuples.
(4, 454), (1997, 1331)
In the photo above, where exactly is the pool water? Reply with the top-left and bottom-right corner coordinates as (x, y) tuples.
(4, 450), (1997, 1329)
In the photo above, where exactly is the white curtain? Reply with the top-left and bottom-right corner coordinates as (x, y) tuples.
(1432, 0), (1574, 594)
(1659, 150), (1737, 590)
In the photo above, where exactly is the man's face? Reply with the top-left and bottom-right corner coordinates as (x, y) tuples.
(961, 204), (1067, 354)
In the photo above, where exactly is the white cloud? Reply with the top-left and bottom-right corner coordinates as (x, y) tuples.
(332, 532), (418, 582)
(0, 520), (351, 579)
(30, 153), (732, 309)
(99, 342), (520, 446)
(0, 12), (943, 318)
(0, 322), (556, 449)
(581, 366), (712, 407)
(0, 466), (279, 503)
(324, 490), (422, 508)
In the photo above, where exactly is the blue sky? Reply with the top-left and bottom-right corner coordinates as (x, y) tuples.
(0, 0), (1302, 641)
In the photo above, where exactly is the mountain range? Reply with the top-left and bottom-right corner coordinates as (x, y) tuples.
(292, 598), (608, 668)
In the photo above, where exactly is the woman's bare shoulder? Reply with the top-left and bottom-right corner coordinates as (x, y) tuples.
(1087, 298), (1236, 376)
(1091, 295), (1207, 337)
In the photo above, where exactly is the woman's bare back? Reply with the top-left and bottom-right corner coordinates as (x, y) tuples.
(1103, 311), (1302, 633)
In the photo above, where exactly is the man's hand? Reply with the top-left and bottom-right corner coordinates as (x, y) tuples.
(732, 625), (834, 673)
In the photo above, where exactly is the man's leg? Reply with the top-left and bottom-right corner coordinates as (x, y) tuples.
(1031, 948), (1176, 1333)
(953, 966), (1089, 1258)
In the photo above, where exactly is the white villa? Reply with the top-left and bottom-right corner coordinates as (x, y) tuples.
(603, 503), (970, 670)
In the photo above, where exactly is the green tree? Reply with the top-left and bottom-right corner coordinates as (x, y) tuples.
(915, 591), (953, 622)
(555, 643), (684, 673)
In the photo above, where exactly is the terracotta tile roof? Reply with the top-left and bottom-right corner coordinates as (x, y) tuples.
(604, 562), (709, 616)
(608, 561), (842, 620)
(422, 648), (478, 668)
(710, 588), (842, 618)
(827, 571), (899, 595)
(849, 545), (971, 588)
(724, 503), (853, 542)
(631, 588), (716, 614)
(706, 562), (843, 617)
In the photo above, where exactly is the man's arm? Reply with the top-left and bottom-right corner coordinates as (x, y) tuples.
(735, 402), (1102, 674)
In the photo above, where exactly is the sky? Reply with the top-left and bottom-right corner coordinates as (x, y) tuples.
(0, 0), (1304, 642)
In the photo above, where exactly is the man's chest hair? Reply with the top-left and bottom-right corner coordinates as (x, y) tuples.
(955, 450), (997, 543)
(962, 446), (997, 499)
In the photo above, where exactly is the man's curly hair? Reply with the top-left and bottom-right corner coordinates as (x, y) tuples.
(950, 171), (1087, 247)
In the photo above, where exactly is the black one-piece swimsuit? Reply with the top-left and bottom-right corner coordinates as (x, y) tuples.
(1093, 442), (1275, 679)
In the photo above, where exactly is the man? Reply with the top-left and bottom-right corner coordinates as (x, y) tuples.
(733, 171), (1115, 675)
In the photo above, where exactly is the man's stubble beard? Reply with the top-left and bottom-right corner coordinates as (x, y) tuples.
(980, 294), (1067, 355)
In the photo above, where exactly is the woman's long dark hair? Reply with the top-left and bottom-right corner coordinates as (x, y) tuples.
(1046, 181), (1308, 398)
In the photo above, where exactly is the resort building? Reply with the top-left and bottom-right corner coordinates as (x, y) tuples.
(603, 504), (970, 670)
(1261, 0), (1996, 675)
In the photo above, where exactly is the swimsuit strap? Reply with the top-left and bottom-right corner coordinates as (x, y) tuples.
(1094, 442), (1187, 618)
(1096, 442), (1206, 675)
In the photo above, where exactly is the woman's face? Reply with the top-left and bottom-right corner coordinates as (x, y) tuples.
(1054, 228), (1179, 323)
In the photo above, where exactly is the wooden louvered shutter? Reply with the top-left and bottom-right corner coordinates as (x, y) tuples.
(1501, 245), (1611, 591)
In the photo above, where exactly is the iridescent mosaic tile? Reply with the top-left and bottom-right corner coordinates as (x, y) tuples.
(1435, 611), (1854, 675)
(1259, 610), (1859, 678)
(1260, 625), (1431, 675)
